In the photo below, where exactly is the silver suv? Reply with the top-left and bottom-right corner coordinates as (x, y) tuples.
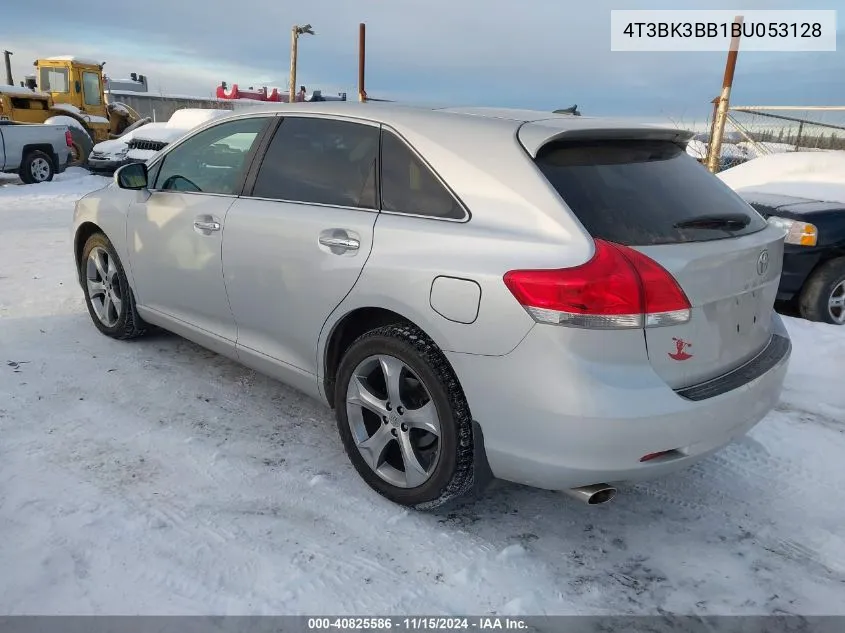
(72, 104), (791, 509)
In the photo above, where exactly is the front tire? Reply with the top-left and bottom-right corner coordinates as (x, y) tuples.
(798, 257), (845, 325)
(19, 150), (55, 184)
(80, 233), (147, 339)
(334, 323), (475, 510)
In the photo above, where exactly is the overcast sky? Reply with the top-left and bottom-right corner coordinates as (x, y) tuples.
(2, 0), (842, 120)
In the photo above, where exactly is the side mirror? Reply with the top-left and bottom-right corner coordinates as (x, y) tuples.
(115, 162), (149, 190)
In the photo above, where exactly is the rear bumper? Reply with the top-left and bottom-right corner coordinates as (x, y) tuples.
(447, 313), (791, 491)
(777, 247), (823, 301)
(56, 152), (69, 174)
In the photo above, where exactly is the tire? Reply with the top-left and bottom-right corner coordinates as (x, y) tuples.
(334, 323), (475, 510)
(80, 233), (147, 339)
(19, 150), (55, 184)
(69, 126), (94, 167)
(798, 257), (845, 325)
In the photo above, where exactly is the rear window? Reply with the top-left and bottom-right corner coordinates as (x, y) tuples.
(534, 139), (767, 246)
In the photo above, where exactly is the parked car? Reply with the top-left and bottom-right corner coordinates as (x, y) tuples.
(87, 109), (231, 174)
(0, 120), (73, 183)
(71, 104), (791, 509)
(87, 125), (164, 173)
(738, 191), (845, 325)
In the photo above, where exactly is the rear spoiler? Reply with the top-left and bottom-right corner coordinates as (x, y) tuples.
(518, 123), (694, 158)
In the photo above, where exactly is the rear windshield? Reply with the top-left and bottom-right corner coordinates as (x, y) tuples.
(534, 139), (767, 246)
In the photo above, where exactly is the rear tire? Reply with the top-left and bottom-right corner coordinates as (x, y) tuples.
(69, 126), (94, 167)
(19, 150), (55, 184)
(334, 323), (475, 510)
(798, 257), (845, 325)
(80, 233), (147, 339)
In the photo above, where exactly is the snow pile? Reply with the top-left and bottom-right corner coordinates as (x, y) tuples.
(50, 102), (83, 116)
(686, 139), (707, 160)
(718, 151), (845, 203)
(738, 141), (800, 158)
(0, 166), (108, 195)
(166, 108), (232, 129)
(686, 140), (749, 162)
(44, 115), (88, 133)
(45, 55), (102, 66)
(0, 84), (48, 97)
(47, 103), (110, 127)
(132, 125), (188, 143)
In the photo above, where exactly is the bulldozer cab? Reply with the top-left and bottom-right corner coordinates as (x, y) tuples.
(35, 57), (107, 120)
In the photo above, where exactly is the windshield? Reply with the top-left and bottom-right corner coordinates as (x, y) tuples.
(534, 139), (768, 246)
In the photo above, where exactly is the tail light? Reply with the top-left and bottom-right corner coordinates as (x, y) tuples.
(503, 239), (691, 329)
(65, 130), (74, 148)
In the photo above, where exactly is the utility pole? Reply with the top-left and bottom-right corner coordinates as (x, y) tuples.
(705, 96), (719, 163)
(3, 50), (13, 86)
(289, 23), (314, 103)
(358, 23), (367, 102)
(706, 16), (743, 174)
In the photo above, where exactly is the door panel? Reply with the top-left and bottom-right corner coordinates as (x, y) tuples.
(223, 115), (381, 375)
(126, 115), (272, 343)
(127, 192), (237, 340)
(223, 198), (377, 373)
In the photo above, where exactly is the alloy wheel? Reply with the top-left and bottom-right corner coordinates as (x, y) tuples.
(345, 354), (442, 488)
(30, 157), (51, 182)
(829, 280), (845, 325)
(85, 246), (123, 328)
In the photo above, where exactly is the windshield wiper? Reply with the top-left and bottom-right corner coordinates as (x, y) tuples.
(674, 213), (751, 231)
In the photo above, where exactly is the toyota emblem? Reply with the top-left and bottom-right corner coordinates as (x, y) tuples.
(757, 250), (769, 276)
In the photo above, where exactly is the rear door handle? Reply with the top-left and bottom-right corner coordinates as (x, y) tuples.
(319, 236), (360, 250)
(194, 219), (221, 233)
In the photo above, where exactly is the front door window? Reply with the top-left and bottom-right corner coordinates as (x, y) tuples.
(153, 117), (270, 195)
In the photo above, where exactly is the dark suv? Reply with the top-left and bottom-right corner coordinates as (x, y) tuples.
(740, 191), (845, 325)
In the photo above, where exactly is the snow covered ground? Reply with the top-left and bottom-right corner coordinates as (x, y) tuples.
(1, 170), (845, 616)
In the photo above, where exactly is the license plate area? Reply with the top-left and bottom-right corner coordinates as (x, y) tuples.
(733, 289), (766, 337)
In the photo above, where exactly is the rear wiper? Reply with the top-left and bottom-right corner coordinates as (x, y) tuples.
(674, 213), (751, 230)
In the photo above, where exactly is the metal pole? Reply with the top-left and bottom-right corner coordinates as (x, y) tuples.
(794, 120), (804, 150)
(358, 23), (367, 102)
(706, 15), (743, 174)
(289, 26), (298, 104)
(3, 50), (13, 86)
(706, 97), (719, 164)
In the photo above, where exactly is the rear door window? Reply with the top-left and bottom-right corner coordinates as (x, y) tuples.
(251, 116), (379, 209)
(534, 139), (767, 245)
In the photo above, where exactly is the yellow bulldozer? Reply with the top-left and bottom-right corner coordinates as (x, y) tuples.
(0, 54), (147, 165)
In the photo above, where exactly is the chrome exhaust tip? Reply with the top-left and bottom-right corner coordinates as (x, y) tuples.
(563, 484), (617, 505)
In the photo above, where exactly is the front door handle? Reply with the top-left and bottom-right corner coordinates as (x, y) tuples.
(319, 236), (360, 250)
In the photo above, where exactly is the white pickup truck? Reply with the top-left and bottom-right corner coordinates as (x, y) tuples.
(0, 121), (73, 183)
